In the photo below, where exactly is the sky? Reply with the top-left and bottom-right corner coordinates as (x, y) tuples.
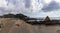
(0, 0), (60, 18)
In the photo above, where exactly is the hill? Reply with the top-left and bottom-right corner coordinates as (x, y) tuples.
(0, 14), (28, 20)
(0, 18), (34, 33)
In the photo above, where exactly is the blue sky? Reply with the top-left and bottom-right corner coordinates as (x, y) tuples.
(0, 0), (60, 18)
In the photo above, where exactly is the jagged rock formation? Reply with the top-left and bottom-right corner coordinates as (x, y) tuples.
(44, 16), (50, 21)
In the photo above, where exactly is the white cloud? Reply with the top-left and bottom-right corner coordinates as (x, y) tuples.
(43, 0), (52, 4)
(55, 0), (60, 3)
(0, 0), (7, 7)
(7, 3), (15, 9)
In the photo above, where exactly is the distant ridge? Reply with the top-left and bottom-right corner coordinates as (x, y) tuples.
(0, 13), (27, 20)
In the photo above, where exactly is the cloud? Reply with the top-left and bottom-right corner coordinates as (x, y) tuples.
(42, 1), (60, 12)
(0, 0), (60, 18)
(24, 0), (31, 8)
(0, 0), (7, 7)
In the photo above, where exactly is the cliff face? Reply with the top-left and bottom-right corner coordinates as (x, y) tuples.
(0, 18), (60, 33)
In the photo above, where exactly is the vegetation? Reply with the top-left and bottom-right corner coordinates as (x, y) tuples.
(0, 14), (28, 20)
